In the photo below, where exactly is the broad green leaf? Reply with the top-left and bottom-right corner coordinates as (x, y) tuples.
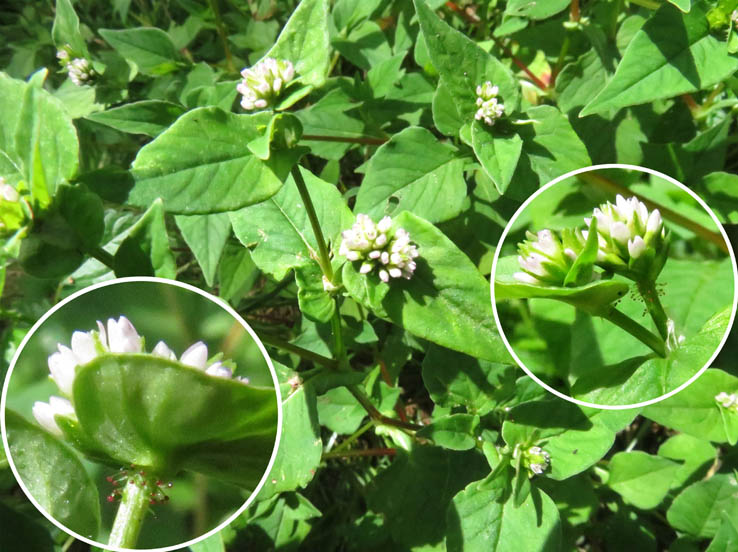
(114, 199), (177, 278)
(52, 0), (89, 56)
(0, 72), (79, 206)
(580, 3), (738, 116)
(432, 80), (465, 137)
(230, 166), (352, 280)
(246, 112), (303, 161)
(644, 367), (738, 444)
(263, 0), (330, 88)
(85, 101), (185, 137)
(129, 108), (303, 214)
(494, 255), (630, 312)
(555, 49), (612, 114)
(367, 446), (488, 549)
(667, 474), (738, 538)
(417, 414), (480, 450)
(343, 211), (512, 363)
(70, 354), (278, 488)
(607, 451), (682, 509)
(421, 346), (516, 415)
(99, 27), (181, 75)
(505, 0), (570, 19)
(668, 0), (693, 11)
(471, 122), (522, 194)
(259, 364), (322, 499)
(658, 434), (715, 489)
(414, 0), (520, 124)
(295, 262), (335, 323)
(244, 493), (321, 549)
(502, 400), (636, 480)
(354, 127), (467, 223)
(446, 478), (561, 552)
(218, 244), (259, 303)
(316, 386), (365, 434)
(189, 532), (225, 552)
(700, 171), (738, 223)
(174, 213), (231, 287)
(5, 410), (100, 539)
(332, 20), (394, 71)
(706, 512), (738, 552)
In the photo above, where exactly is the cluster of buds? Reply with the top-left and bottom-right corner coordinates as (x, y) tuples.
(475, 81), (505, 126)
(237, 57), (295, 111)
(514, 229), (587, 286)
(716, 391), (738, 413)
(339, 214), (419, 283)
(33, 315), (248, 438)
(0, 176), (26, 234)
(585, 195), (668, 281)
(57, 47), (96, 86)
(515, 445), (551, 477)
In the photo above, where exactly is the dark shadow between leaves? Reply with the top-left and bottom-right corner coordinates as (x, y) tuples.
(507, 400), (593, 431)
(75, 167), (135, 204)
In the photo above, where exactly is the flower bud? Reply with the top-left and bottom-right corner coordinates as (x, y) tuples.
(152, 341), (177, 360)
(32, 396), (76, 438)
(180, 341), (209, 370)
(522, 445), (551, 476)
(48, 346), (78, 396)
(514, 229), (590, 286)
(107, 316), (143, 353)
(237, 57), (296, 111)
(474, 81), (506, 126)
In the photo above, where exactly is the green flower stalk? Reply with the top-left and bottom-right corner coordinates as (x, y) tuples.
(585, 194), (669, 282)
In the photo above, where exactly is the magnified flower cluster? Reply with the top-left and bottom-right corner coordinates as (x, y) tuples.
(237, 57), (295, 111)
(514, 195), (669, 286)
(475, 81), (505, 126)
(33, 315), (248, 438)
(339, 214), (419, 283)
(715, 391), (738, 413)
(56, 47), (96, 86)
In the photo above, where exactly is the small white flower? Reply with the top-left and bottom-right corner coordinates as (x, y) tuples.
(0, 179), (19, 202)
(474, 81), (506, 126)
(56, 49), (70, 61)
(48, 345), (78, 396)
(716, 391), (738, 412)
(107, 316), (143, 353)
(180, 341), (209, 370)
(523, 445), (551, 476)
(70, 331), (98, 364)
(205, 362), (233, 379)
(32, 396), (76, 438)
(237, 57), (296, 111)
(67, 58), (95, 86)
(152, 341), (177, 360)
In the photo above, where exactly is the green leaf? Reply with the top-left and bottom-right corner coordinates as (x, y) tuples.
(668, 0), (693, 12)
(505, 0), (570, 20)
(295, 262), (335, 323)
(494, 255), (630, 312)
(607, 451), (682, 509)
(471, 121), (523, 194)
(667, 474), (738, 538)
(174, 213), (231, 287)
(99, 27), (180, 75)
(563, 216), (598, 287)
(367, 446), (488, 548)
(707, 512), (738, 552)
(5, 410), (100, 539)
(414, 0), (520, 125)
(218, 244), (259, 303)
(580, 3), (738, 116)
(129, 108), (303, 214)
(644, 367), (738, 445)
(417, 414), (480, 450)
(422, 345), (516, 415)
(446, 478), (562, 552)
(230, 166), (352, 280)
(85, 101), (185, 137)
(658, 434), (715, 489)
(262, 0), (330, 88)
(114, 199), (177, 278)
(354, 127), (467, 223)
(52, 0), (89, 56)
(343, 211), (512, 363)
(189, 532), (225, 552)
(246, 112), (304, 161)
(70, 354), (278, 488)
(0, 72), (79, 206)
(259, 364), (322, 499)
(244, 493), (321, 549)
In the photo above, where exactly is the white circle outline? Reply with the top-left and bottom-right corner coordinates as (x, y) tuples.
(490, 163), (738, 410)
(1, 276), (284, 552)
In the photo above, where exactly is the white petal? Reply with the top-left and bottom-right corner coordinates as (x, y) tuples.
(514, 271), (539, 284)
(107, 316), (143, 353)
(360, 263), (373, 274)
(49, 396), (76, 417)
(610, 221), (630, 244)
(377, 216), (392, 233)
(180, 341), (209, 370)
(152, 341), (177, 360)
(32, 402), (63, 437)
(206, 362), (233, 379)
(389, 267), (402, 279)
(379, 269), (389, 283)
(628, 236), (646, 259)
(70, 331), (97, 364)
(48, 346), (77, 396)
(96, 321), (108, 351)
(647, 209), (662, 234)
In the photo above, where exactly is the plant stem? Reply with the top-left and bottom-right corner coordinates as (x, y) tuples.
(599, 307), (666, 357)
(636, 280), (669, 341)
(260, 332), (338, 368)
(208, 0), (235, 73)
(291, 165), (334, 281)
(323, 447), (396, 460)
(301, 134), (388, 146)
(331, 299), (347, 368)
(347, 385), (423, 432)
(570, 0), (580, 21)
(330, 420), (375, 453)
(108, 478), (151, 549)
(88, 247), (116, 270)
(491, 37), (549, 91)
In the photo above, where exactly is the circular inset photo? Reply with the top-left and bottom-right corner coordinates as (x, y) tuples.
(1, 278), (281, 551)
(492, 164), (738, 409)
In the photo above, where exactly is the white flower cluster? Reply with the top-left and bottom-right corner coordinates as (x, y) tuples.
(524, 445), (551, 476)
(475, 81), (505, 126)
(339, 214), (419, 283)
(514, 229), (582, 286)
(57, 48), (95, 86)
(33, 315), (247, 438)
(585, 195), (664, 264)
(716, 391), (738, 413)
(237, 57), (295, 111)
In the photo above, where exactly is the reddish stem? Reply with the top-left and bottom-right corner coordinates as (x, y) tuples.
(492, 37), (549, 91)
(680, 93), (699, 112)
(571, 0), (580, 22)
